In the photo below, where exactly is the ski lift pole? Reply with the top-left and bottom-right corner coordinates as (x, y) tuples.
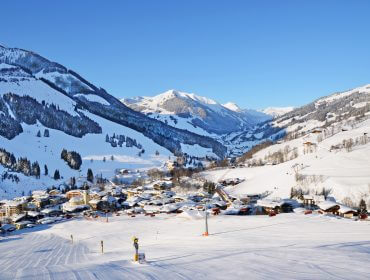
(203, 200), (209, 236)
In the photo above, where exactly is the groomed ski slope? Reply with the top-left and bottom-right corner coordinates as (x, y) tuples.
(1, 213), (369, 279)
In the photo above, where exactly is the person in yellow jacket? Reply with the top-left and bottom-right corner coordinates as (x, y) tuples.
(132, 236), (139, 261)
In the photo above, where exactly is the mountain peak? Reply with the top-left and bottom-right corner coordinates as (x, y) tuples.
(223, 102), (242, 112)
(262, 107), (295, 117)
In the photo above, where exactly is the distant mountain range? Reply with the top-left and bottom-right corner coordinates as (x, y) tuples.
(122, 90), (271, 136)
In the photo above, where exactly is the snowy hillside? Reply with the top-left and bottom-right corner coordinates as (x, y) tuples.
(0, 45), (226, 158)
(122, 90), (271, 136)
(0, 45), (228, 199)
(225, 84), (370, 156)
(203, 117), (370, 207)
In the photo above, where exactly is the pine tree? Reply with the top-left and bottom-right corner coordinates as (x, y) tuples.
(36, 130), (41, 137)
(53, 169), (60, 180)
(31, 162), (40, 179)
(87, 168), (94, 183)
(70, 176), (76, 187)
(359, 199), (367, 214)
(44, 129), (50, 137)
(105, 134), (109, 142)
(44, 164), (48, 176)
(61, 149), (67, 160)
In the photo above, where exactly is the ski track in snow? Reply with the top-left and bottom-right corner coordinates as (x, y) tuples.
(1, 214), (370, 280)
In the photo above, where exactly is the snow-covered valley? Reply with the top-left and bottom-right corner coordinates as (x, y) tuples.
(1, 44), (370, 280)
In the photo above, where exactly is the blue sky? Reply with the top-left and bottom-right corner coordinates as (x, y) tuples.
(2, 0), (370, 109)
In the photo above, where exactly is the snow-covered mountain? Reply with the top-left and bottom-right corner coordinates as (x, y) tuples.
(223, 84), (370, 156)
(0, 45), (227, 198)
(262, 107), (295, 117)
(122, 90), (271, 136)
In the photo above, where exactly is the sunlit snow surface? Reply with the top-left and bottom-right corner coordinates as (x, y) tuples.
(0, 213), (369, 279)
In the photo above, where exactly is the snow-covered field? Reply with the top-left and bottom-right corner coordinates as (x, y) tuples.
(1, 213), (370, 280)
(203, 118), (370, 205)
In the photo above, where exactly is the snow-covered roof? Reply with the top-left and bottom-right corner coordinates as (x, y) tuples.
(12, 213), (26, 222)
(69, 196), (84, 203)
(161, 203), (181, 213)
(3, 200), (24, 207)
(256, 199), (285, 208)
(102, 195), (116, 204)
(62, 203), (88, 212)
(27, 211), (42, 217)
(41, 207), (61, 214)
(318, 201), (339, 211)
(88, 199), (101, 205)
(338, 205), (356, 214)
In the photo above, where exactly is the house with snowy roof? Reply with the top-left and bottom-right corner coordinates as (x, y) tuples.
(256, 199), (295, 214)
(318, 201), (340, 214)
(338, 205), (356, 218)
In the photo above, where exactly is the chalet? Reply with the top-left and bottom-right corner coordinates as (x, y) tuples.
(338, 205), (356, 219)
(318, 201), (340, 215)
(49, 196), (65, 205)
(41, 207), (62, 217)
(257, 199), (284, 214)
(302, 195), (314, 207)
(26, 211), (44, 222)
(33, 196), (50, 209)
(62, 196), (88, 213)
(11, 213), (27, 224)
(101, 195), (117, 210)
(2, 200), (26, 217)
(66, 190), (83, 200)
